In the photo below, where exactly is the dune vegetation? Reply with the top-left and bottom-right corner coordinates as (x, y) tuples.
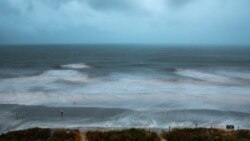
(0, 127), (250, 141)
(0, 128), (80, 141)
(86, 128), (160, 141)
(162, 128), (250, 141)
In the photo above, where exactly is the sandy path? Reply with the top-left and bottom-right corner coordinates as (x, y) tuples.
(79, 132), (87, 141)
(78, 130), (166, 141)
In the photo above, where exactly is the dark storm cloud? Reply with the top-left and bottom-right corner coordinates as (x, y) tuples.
(0, 0), (250, 45)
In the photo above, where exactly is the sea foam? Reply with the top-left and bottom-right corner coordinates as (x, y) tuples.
(175, 69), (234, 83)
(40, 70), (89, 83)
(61, 63), (91, 69)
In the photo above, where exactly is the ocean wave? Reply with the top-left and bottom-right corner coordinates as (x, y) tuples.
(0, 69), (94, 106)
(61, 63), (91, 70)
(109, 109), (250, 128)
(1, 71), (250, 111)
(40, 70), (89, 83)
(1, 105), (250, 133)
(175, 69), (233, 83)
(215, 70), (250, 80)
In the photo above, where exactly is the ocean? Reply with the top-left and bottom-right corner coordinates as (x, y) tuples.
(0, 45), (250, 132)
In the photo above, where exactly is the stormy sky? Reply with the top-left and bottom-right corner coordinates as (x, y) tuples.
(0, 0), (250, 45)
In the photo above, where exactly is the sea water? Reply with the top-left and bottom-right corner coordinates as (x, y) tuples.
(0, 45), (250, 132)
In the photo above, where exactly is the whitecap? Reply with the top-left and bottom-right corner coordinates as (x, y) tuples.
(215, 70), (250, 80)
(61, 63), (91, 69)
(40, 70), (89, 83)
(175, 69), (232, 83)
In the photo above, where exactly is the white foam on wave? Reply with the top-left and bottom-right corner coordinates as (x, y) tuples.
(40, 70), (89, 83)
(61, 63), (91, 69)
(215, 70), (250, 80)
(0, 71), (250, 113)
(176, 69), (233, 83)
(1, 71), (250, 132)
(0, 69), (93, 105)
(1, 105), (250, 133)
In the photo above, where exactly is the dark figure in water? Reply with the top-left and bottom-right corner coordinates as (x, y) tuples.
(60, 110), (64, 118)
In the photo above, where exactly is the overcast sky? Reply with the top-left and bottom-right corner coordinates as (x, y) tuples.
(0, 0), (250, 45)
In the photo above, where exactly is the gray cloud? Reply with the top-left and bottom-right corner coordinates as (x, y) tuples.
(86, 0), (132, 11)
(168, 0), (196, 7)
(0, 0), (250, 45)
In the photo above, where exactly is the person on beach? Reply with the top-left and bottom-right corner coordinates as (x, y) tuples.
(195, 123), (198, 128)
(60, 110), (64, 117)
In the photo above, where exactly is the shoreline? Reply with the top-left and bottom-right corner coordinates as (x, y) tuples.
(1, 104), (250, 134)
(3, 124), (250, 135)
(1, 127), (250, 141)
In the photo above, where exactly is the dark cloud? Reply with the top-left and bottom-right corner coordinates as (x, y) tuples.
(86, 0), (131, 11)
(37, 0), (69, 9)
(0, 1), (23, 15)
(0, 0), (250, 45)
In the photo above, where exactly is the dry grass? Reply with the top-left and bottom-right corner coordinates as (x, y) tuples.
(162, 128), (250, 141)
(0, 128), (249, 141)
(0, 128), (80, 141)
(86, 128), (160, 141)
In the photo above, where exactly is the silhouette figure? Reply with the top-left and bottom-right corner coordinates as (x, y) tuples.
(60, 110), (64, 118)
(195, 123), (198, 128)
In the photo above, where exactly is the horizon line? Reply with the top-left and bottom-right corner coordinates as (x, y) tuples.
(0, 43), (250, 48)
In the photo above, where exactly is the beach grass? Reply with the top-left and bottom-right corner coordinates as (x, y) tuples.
(162, 128), (250, 141)
(86, 128), (160, 141)
(0, 127), (250, 141)
(0, 128), (80, 141)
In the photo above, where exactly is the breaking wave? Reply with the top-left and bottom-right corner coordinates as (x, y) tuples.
(61, 63), (91, 70)
(175, 69), (238, 83)
(0, 70), (250, 113)
(215, 70), (250, 80)
(1, 46), (250, 132)
(40, 70), (89, 83)
(1, 105), (250, 133)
